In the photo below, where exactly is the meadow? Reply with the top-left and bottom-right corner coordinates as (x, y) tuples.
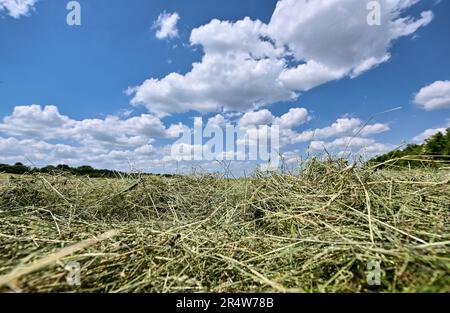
(0, 158), (449, 292)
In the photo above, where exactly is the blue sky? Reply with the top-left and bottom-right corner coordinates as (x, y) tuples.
(0, 0), (449, 173)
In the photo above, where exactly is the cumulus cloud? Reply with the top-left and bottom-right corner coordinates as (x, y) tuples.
(234, 107), (309, 130)
(0, 105), (394, 171)
(128, 52), (295, 116)
(166, 122), (190, 138)
(190, 17), (283, 58)
(413, 127), (446, 142)
(413, 120), (449, 142)
(0, 103), (180, 170)
(206, 114), (227, 128)
(231, 109), (390, 152)
(0, 105), (234, 172)
(357, 123), (391, 137)
(229, 109), (389, 149)
(414, 80), (450, 111)
(0, 136), (103, 166)
(293, 117), (389, 143)
(279, 60), (346, 92)
(0, 0), (37, 18)
(269, 0), (432, 79)
(239, 109), (275, 127)
(0, 105), (167, 148)
(154, 12), (180, 40)
(309, 137), (393, 156)
(0, 105), (73, 138)
(129, 0), (432, 115)
(0, 134), (179, 172)
(273, 108), (309, 129)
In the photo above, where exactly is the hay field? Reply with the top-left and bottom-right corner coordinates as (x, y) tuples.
(0, 159), (449, 292)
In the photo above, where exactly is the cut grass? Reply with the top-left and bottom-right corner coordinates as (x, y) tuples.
(0, 158), (449, 292)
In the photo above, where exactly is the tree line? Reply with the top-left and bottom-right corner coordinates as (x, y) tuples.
(0, 163), (175, 178)
(0, 163), (124, 177)
(369, 128), (450, 167)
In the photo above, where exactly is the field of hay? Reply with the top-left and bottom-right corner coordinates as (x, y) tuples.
(0, 159), (449, 293)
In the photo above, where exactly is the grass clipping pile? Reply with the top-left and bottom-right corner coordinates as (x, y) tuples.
(0, 158), (449, 292)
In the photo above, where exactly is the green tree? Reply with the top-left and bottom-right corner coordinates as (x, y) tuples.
(424, 131), (446, 156)
(369, 128), (450, 168)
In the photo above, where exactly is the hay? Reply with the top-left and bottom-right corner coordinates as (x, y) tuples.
(0, 158), (449, 292)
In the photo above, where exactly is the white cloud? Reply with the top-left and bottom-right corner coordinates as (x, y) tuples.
(190, 17), (284, 58)
(72, 114), (167, 148)
(233, 111), (388, 149)
(238, 108), (310, 132)
(0, 136), (98, 165)
(0, 105), (394, 172)
(294, 117), (387, 143)
(273, 108), (309, 129)
(166, 123), (190, 138)
(280, 150), (301, 164)
(129, 53), (295, 116)
(154, 12), (180, 40)
(294, 117), (368, 142)
(414, 80), (450, 111)
(239, 109), (274, 127)
(356, 123), (391, 137)
(0, 131), (182, 173)
(206, 114), (227, 128)
(268, 0), (432, 79)
(279, 60), (346, 92)
(0, 105), (168, 149)
(0, 105), (74, 139)
(0, 0), (37, 18)
(129, 0), (432, 115)
(413, 127), (446, 142)
(413, 120), (449, 142)
(0, 134), (179, 172)
(309, 137), (393, 156)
